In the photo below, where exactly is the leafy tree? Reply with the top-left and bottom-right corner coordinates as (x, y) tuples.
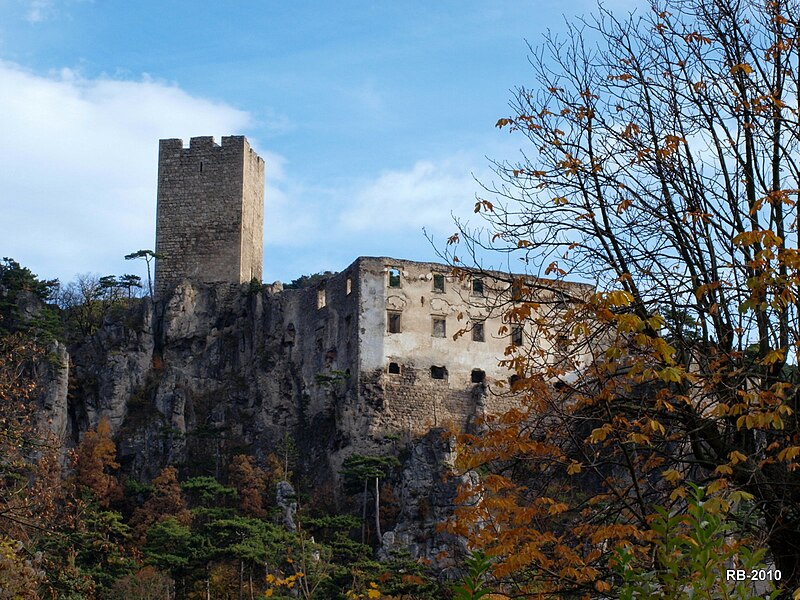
(181, 476), (237, 509)
(0, 330), (65, 568)
(0, 257), (60, 338)
(264, 527), (335, 600)
(73, 416), (122, 508)
(342, 553), (442, 600)
(0, 257), (58, 301)
(98, 275), (122, 301)
(143, 516), (193, 573)
(341, 455), (399, 544)
(228, 454), (268, 519)
(119, 273), (143, 298)
(0, 535), (42, 599)
(108, 566), (174, 600)
(206, 516), (291, 598)
(613, 484), (778, 599)
(444, 0), (800, 595)
(39, 480), (138, 599)
(283, 271), (336, 290)
(124, 249), (163, 298)
(451, 551), (493, 600)
(130, 466), (191, 543)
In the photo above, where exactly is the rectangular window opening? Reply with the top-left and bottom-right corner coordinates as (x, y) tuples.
(317, 288), (326, 309)
(472, 278), (484, 296)
(472, 322), (485, 342)
(430, 365), (447, 380)
(511, 325), (523, 347)
(346, 277), (352, 295)
(387, 311), (402, 334)
(388, 267), (401, 288)
(471, 369), (486, 384)
(388, 362), (401, 375)
(432, 317), (446, 338)
(433, 273), (445, 292)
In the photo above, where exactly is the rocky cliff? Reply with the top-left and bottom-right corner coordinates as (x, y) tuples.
(38, 280), (468, 566)
(61, 282), (324, 481)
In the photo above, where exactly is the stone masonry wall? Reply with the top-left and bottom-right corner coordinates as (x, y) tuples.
(154, 136), (264, 298)
(239, 141), (264, 283)
(351, 256), (593, 435)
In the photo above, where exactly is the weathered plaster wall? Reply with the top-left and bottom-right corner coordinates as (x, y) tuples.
(353, 257), (567, 433)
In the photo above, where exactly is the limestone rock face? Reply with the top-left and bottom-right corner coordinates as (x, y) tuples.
(67, 298), (156, 445)
(36, 341), (69, 442)
(62, 281), (339, 482)
(275, 480), (298, 532)
(44, 280), (474, 566)
(380, 429), (472, 572)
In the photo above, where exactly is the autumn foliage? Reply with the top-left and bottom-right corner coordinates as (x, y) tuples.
(444, 0), (800, 596)
(73, 416), (122, 507)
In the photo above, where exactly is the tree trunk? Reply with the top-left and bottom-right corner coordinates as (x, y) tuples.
(239, 559), (244, 600)
(146, 261), (152, 298)
(374, 476), (382, 543)
(767, 526), (800, 598)
(361, 477), (368, 543)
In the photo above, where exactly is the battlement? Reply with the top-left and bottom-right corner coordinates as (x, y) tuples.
(153, 135), (265, 298)
(158, 136), (264, 161)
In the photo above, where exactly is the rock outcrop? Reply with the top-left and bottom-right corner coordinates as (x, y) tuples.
(35, 280), (469, 568)
(380, 429), (473, 574)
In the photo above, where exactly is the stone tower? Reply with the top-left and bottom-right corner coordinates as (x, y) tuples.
(154, 136), (264, 298)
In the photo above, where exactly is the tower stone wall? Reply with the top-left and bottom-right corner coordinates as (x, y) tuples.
(154, 136), (264, 298)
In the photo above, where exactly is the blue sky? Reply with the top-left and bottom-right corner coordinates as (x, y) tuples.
(0, 0), (640, 286)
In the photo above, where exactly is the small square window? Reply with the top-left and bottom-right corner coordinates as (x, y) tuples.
(388, 362), (401, 375)
(317, 288), (326, 309)
(433, 273), (445, 292)
(388, 268), (401, 288)
(472, 278), (484, 296)
(432, 317), (446, 338)
(387, 311), (401, 334)
(511, 325), (523, 346)
(430, 365), (447, 380)
(472, 322), (485, 342)
(471, 369), (486, 383)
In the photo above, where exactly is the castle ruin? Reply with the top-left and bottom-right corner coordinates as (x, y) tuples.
(154, 136), (264, 298)
(151, 135), (593, 443)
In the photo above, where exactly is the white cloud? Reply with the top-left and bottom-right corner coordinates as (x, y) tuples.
(257, 151), (320, 246)
(18, 0), (93, 23)
(341, 157), (482, 235)
(0, 59), (496, 287)
(0, 60), (253, 282)
(24, 0), (54, 23)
